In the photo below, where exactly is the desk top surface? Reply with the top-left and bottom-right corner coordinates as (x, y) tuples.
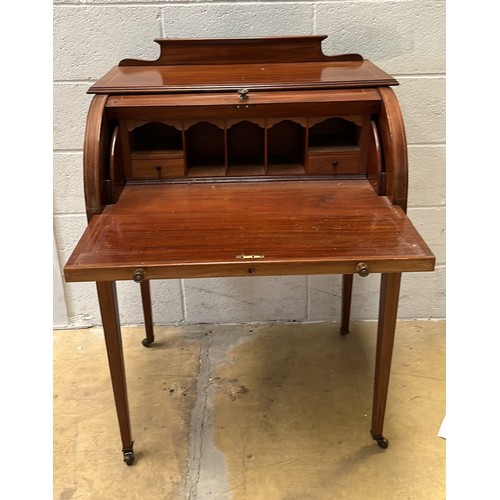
(64, 180), (434, 282)
(89, 36), (397, 94)
(90, 61), (397, 94)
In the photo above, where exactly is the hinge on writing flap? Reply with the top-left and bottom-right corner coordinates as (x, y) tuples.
(236, 254), (265, 259)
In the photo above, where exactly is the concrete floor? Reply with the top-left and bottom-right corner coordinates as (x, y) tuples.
(54, 321), (445, 499)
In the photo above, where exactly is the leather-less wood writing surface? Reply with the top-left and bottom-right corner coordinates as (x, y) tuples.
(65, 181), (434, 282)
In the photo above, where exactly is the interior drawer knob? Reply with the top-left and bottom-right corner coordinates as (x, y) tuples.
(356, 262), (369, 277)
(133, 268), (145, 283)
(332, 159), (339, 166)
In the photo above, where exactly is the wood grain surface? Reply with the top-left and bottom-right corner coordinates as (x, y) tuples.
(65, 180), (434, 282)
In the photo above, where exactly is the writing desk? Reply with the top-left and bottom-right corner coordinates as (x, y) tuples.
(64, 36), (435, 465)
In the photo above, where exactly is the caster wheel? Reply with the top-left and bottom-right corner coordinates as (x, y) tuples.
(339, 329), (350, 336)
(123, 450), (135, 466)
(142, 338), (154, 347)
(375, 436), (389, 449)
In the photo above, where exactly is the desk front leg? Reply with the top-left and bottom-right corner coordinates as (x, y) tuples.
(96, 281), (135, 465)
(371, 272), (401, 449)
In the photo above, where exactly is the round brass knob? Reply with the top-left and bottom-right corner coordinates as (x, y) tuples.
(133, 268), (145, 283)
(332, 159), (338, 167)
(237, 88), (249, 100)
(356, 262), (369, 277)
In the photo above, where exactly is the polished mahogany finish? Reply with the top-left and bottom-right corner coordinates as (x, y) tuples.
(119, 36), (363, 66)
(92, 37), (396, 94)
(91, 61), (397, 94)
(65, 181), (433, 282)
(64, 36), (435, 465)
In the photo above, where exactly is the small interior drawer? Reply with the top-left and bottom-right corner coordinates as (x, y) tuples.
(307, 152), (363, 175)
(130, 157), (185, 179)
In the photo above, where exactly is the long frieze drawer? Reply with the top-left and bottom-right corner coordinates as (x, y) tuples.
(105, 89), (382, 119)
(130, 157), (185, 179)
(307, 152), (364, 175)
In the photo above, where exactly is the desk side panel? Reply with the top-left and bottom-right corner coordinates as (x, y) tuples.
(84, 94), (111, 220)
(377, 87), (408, 212)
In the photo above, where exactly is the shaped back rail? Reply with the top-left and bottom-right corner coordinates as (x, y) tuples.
(119, 36), (363, 66)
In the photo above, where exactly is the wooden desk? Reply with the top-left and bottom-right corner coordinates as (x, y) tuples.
(64, 36), (435, 466)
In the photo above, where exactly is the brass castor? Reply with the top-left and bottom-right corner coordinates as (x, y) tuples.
(123, 449), (135, 466)
(142, 338), (154, 347)
(374, 435), (389, 449)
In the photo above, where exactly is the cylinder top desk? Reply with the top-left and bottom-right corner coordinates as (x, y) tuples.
(64, 36), (435, 465)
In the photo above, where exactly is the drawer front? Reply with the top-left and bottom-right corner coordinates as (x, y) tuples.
(308, 153), (364, 175)
(130, 157), (185, 179)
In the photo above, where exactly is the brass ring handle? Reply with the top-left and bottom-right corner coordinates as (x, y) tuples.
(356, 262), (369, 277)
(133, 268), (145, 283)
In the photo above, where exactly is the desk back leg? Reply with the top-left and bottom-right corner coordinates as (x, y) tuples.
(339, 274), (354, 335)
(140, 281), (155, 347)
(96, 281), (135, 465)
(370, 272), (401, 449)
